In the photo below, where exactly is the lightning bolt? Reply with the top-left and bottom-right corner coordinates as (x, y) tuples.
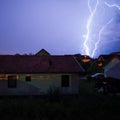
(83, 0), (120, 57)
(104, 2), (120, 10)
(91, 1), (120, 57)
(91, 18), (113, 57)
(83, 0), (99, 56)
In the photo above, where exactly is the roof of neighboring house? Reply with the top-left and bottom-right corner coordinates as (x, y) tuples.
(36, 49), (50, 56)
(98, 52), (120, 61)
(104, 62), (120, 79)
(98, 55), (111, 61)
(105, 62), (120, 71)
(0, 55), (85, 74)
(104, 57), (120, 70)
(74, 54), (92, 63)
(110, 52), (120, 56)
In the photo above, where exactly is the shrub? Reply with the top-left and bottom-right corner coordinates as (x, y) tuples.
(47, 86), (60, 101)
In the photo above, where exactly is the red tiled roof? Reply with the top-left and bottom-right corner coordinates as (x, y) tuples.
(0, 55), (85, 74)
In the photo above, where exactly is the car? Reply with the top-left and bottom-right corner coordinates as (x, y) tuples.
(91, 73), (104, 79)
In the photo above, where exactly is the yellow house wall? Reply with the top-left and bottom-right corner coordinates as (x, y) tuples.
(0, 73), (80, 95)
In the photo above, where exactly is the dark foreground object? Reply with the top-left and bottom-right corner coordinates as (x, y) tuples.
(0, 94), (120, 120)
(95, 77), (120, 95)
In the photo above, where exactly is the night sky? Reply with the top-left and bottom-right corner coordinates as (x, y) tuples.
(0, 0), (120, 58)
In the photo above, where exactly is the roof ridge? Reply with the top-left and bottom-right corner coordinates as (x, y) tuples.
(73, 56), (85, 72)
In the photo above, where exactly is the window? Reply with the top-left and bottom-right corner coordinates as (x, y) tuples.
(61, 75), (70, 87)
(8, 75), (17, 88)
(26, 76), (31, 82)
(0, 75), (8, 80)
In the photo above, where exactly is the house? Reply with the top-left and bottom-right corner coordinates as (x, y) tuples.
(74, 54), (91, 63)
(95, 55), (120, 94)
(81, 55), (91, 63)
(36, 49), (50, 56)
(97, 52), (120, 67)
(97, 54), (111, 67)
(110, 52), (120, 56)
(74, 54), (94, 73)
(104, 56), (120, 79)
(0, 55), (85, 95)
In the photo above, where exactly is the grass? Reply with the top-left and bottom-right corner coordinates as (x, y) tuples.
(0, 80), (120, 120)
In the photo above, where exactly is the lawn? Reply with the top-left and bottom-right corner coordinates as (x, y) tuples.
(0, 80), (120, 120)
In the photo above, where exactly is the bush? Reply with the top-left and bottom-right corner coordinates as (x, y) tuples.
(47, 86), (60, 101)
